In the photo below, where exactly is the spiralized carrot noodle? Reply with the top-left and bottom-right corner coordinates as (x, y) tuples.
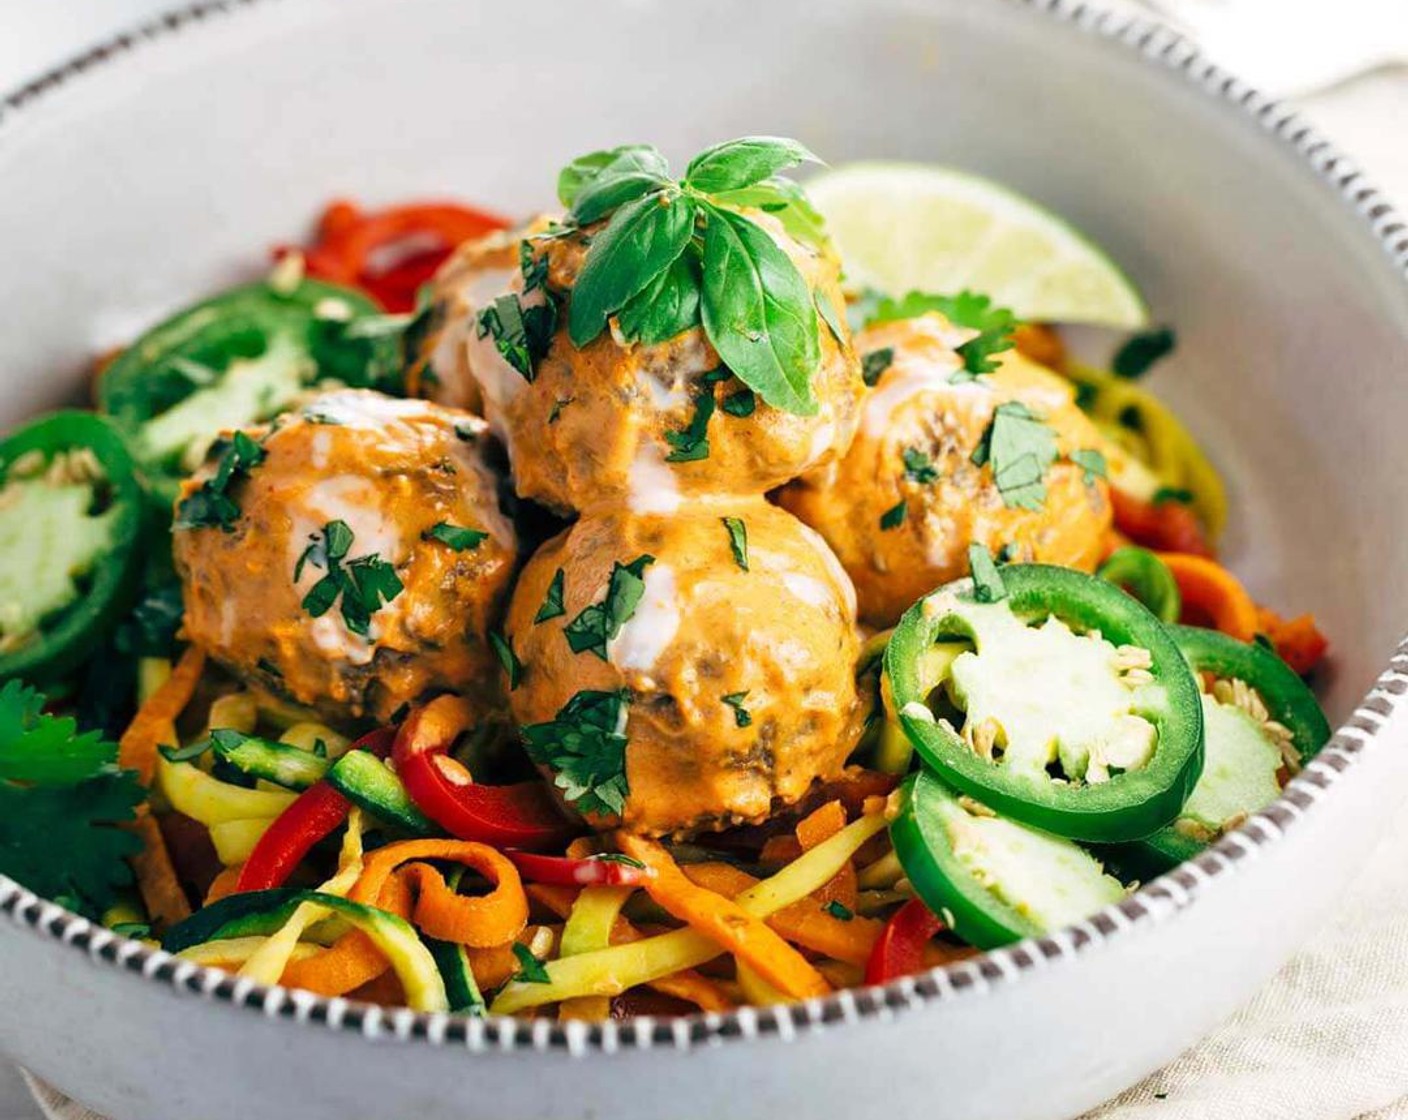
(489, 812), (886, 1015)
(349, 839), (528, 948)
(118, 645), (205, 785)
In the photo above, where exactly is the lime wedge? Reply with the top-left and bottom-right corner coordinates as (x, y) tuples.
(806, 162), (1148, 329)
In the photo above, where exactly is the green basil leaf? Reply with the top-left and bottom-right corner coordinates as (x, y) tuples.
(558, 144), (668, 209)
(685, 136), (819, 194)
(712, 176), (829, 250)
(568, 192), (696, 347)
(570, 148), (673, 225)
(617, 253), (702, 345)
(700, 205), (820, 416)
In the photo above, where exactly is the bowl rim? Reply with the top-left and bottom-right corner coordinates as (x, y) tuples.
(3, 0), (1408, 1060)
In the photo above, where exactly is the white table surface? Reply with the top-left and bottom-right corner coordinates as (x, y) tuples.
(2, 3), (1407, 1119)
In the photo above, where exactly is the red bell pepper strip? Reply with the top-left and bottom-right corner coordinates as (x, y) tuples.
(864, 899), (947, 985)
(296, 200), (512, 312)
(234, 728), (395, 893)
(1111, 488), (1212, 559)
(393, 696), (574, 849)
(505, 850), (653, 888)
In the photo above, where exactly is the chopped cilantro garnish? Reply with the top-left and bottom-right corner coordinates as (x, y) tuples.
(1069, 448), (1108, 485)
(520, 241), (551, 294)
(902, 446), (939, 484)
(534, 568), (567, 623)
(511, 942), (551, 984)
(489, 631), (523, 691)
(563, 555), (654, 660)
(868, 290), (1016, 377)
(721, 517), (749, 571)
(666, 372), (728, 462)
(880, 499), (907, 530)
(1153, 486), (1194, 506)
(721, 387), (756, 417)
(296, 520), (403, 637)
(970, 401), (1058, 511)
(1112, 327), (1176, 380)
(967, 543), (1007, 603)
(422, 522), (488, 552)
(722, 691), (752, 728)
(861, 347), (894, 387)
(521, 688), (631, 817)
(0, 681), (143, 916)
(823, 900), (854, 921)
(476, 292), (556, 382)
(174, 431), (266, 531)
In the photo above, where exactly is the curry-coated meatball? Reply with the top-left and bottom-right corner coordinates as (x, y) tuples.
(778, 314), (1112, 628)
(502, 501), (866, 836)
(430, 213), (864, 514)
(173, 389), (517, 723)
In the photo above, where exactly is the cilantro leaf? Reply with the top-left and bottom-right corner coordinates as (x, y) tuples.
(1069, 448), (1108, 484)
(823, 900), (854, 921)
(868, 290), (1016, 377)
(534, 568), (567, 624)
(0, 681), (114, 785)
(861, 347), (894, 387)
(684, 136), (819, 194)
(563, 555), (655, 661)
(0, 681), (143, 916)
(174, 431), (266, 531)
(296, 521), (403, 637)
(521, 689), (631, 818)
(422, 522), (488, 552)
(664, 378), (717, 463)
(880, 499), (907, 530)
(1112, 327), (1176, 380)
(967, 543), (1007, 603)
(547, 397), (574, 424)
(490, 630), (522, 691)
(722, 691), (752, 728)
(721, 517), (749, 571)
(511, 942), (552, 984)
(476, 292), (556, 382)
(971, 402), (1058, 510)
(721, 387), (756, 417)
(902, 447), (939, 484)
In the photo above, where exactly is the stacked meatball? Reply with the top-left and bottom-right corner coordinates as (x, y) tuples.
(439, 217), (872, 835)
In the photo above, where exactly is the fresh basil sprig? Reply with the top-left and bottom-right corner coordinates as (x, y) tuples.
(558, 137), (830, 416)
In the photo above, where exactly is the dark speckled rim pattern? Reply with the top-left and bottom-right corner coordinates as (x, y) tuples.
(3, 0), (1408, 1058)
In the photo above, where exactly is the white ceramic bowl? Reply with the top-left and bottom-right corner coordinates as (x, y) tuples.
(3, 2), (1408, 1118)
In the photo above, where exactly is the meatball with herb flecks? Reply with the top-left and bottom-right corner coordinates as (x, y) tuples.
(501, 501), (866, 836)
(778, 313), (1111, 628)
(172, 388), (517, 724)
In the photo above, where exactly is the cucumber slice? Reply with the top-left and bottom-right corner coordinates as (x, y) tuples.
(425, 937), (486, 1016)
(891, 770), (1125, 949)
(210, 730), (331, 791)
(325, 750), (438, 836)
(1104, 626), (1331, 880)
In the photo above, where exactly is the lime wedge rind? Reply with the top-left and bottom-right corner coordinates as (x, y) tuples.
(806, 162), (1149, 330)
